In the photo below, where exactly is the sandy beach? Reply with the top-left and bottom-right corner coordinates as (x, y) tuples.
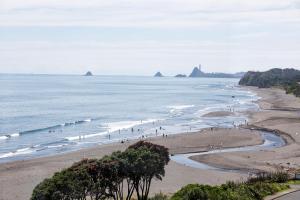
(0, 128), (262, 200)
(191, 87), (300, 173)
(1, 86), (300, 200)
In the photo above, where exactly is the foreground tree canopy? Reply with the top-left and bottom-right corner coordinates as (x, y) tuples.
(31, 141), (169, 200)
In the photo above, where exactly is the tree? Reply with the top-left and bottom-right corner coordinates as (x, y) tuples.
(123, 147), (164, 200)
(31, 166), (92, 200)
(31, 159), (96, 200)
(128, 141), (170, 165)
(109, 151), (135, 200)
(31, 141), (170, 200)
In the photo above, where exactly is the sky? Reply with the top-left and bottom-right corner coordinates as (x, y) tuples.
(0, 0), (300, 76)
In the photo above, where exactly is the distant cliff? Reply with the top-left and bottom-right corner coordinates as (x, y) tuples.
(84, 71), (93, 76)
(239, 68), (300, 88)
(154, 72), (163, 77)
(239, 68), (300, 97)
(189, 67), (205, 77)
(175, 74), (187, 78)
(189, 66), (244, 78)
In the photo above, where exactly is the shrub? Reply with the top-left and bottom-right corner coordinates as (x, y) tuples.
(149, 192), (169, 200)
(247, 171), (289, 184)
(170, 182), (289, 200)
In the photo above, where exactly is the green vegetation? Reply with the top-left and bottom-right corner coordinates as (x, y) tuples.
(148, 192), (169, 200)
(239, 68), (300, 88)
(247, 171), (289, 183)
(239, 68), (300, 97)
(170, 182), (289, 200)
(31, 141), (169, 200)
(284, 81), (300, 97)
(170, 171), (291, 200)
(31, 141), (293, 200)
(287, 180), (300, 185)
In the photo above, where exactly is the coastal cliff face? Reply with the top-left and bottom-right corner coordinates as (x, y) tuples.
(189, 67), (205, 77)
(189, 67), (243, 78)
(239, 68), (300, 88)
(175, 74), (187, 78)
(84, 71), (93, 76)
(154, 72), (163, 77)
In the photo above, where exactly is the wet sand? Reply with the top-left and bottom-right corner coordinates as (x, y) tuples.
(191, 87), (300, 173)
(0, 128), (262, 200)
(202, 111), (234, 117)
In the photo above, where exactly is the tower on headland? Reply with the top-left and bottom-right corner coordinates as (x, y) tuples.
(199, 64), (202, 72)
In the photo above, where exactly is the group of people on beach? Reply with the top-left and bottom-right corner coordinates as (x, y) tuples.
(103, 120), (170, 144)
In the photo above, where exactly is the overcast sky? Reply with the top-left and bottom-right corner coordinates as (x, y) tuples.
(0, 0), (300, 75)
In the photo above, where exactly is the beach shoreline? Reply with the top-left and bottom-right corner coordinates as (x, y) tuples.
(1, 86), (300, 199)
(0, 127), (263, 200)
(190, 86), (300, 174)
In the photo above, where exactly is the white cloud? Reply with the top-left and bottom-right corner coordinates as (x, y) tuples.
(0, 38), (299, 75)
(0, 0), (299, 74)
(0, 0), (300, 27)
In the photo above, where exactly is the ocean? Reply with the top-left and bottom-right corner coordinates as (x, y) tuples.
(0, 74), (259, 163)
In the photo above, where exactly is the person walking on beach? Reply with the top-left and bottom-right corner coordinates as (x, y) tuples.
(156, 129), (158, 136)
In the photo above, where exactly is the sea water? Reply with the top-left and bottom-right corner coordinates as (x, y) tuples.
(0, 74), (259, 163)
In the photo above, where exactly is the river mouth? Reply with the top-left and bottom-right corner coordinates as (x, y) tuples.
(170, 131), (285, 173)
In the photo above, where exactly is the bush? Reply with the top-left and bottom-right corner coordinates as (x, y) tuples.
(284, 81), (300, 97)
(170, 181), (289, 200)
(247, 171), (289, 184)
(149, 192), (169, 200)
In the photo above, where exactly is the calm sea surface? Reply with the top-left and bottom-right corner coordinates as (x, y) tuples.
(0, 74), (259, 162)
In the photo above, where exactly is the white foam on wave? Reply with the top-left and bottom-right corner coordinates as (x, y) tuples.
(196, 105), (226, 116)
(10, 133), (20, 137)
(61, 118), (93, 127)
(0, 136), (8, 140)
(168, 105), (195, 115)
(66, 131), (108, 141)
(106, 119), (159, 133)
(0, 133), (20, 141)
(168, 105), (194, 111)
(107, 120), (141, 132)
(83, 118), (92, 122)
(47, 144), (67, 148)
(0, 147), (35, 159)
(65, 119), (159, 141)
